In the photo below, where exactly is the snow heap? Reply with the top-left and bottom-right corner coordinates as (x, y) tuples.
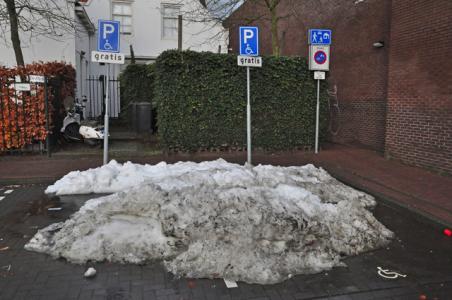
(26, 159), (393, 284)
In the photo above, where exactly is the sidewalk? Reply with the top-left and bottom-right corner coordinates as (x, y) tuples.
(1, 143), (451, 228)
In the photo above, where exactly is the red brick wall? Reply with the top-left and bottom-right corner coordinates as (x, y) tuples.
(226, 0), (392, 152)
(385, 0), (452, 174)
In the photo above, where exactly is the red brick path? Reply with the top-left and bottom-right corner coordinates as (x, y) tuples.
(1, 144), (451, 227)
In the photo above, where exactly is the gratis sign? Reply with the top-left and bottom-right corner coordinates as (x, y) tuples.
(92, 20), (124, 65)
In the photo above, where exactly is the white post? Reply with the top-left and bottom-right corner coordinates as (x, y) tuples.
(315, 79), (320, 154)
(103, 65), (110, 165)
(247, 66), (252, 165)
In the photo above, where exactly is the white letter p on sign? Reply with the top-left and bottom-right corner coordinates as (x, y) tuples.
(103, 24), (115, 39)
(243, 29), (254, 43)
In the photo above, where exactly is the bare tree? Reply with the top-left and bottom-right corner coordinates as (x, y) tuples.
(191, 0), (301, 57)
(195, 0), (366, 56)
(0, 0), (75, 66)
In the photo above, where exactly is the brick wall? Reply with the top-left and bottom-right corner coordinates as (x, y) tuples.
(226, 0), (452, 174)
(386, 0), (452, 174)
(226, 0), (392, 152)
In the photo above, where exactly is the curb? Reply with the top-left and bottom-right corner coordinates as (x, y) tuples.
(0, 177), (56, 186)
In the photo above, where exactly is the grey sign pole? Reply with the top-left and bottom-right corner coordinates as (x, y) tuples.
(247, 66), (252, 165)
(103, 65), (110, 165)
(315, 79), (320, 154)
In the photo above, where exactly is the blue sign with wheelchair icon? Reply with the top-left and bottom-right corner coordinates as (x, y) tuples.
(239, 26), (259, 56)
(98, 20), (120, 53)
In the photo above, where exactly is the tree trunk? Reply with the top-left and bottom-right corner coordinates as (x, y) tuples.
(266, 0), (280, 57)
(270, 10), (280, 56)
(4, 0), (25, 66)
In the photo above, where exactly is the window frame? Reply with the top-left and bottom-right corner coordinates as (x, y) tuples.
(161, 3), (181, 40)
(112, 1), (133, 35)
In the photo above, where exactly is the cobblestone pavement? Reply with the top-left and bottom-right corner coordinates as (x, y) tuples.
(0, 184), (451, 300)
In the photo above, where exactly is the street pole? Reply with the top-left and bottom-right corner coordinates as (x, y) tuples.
(44, 77), (51, 158)
(103, 65), (110, 165)
(247, 66), (252, 165)
(315, 79), (320, 154)
(178, 15), (183, 51)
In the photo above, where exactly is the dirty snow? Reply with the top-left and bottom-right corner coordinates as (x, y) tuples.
(27, 159), (393, 284)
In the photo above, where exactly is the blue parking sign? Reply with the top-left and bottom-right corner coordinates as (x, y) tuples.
(309, 29), (332, 45)
(239, 27), (259, 56)
(98, 20), (120, 53)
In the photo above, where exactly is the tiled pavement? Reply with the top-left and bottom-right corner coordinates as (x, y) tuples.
(0, 185), (452, 300)
(1, 144), (452, 229)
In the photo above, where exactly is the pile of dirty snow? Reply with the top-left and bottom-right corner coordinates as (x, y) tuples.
(26, 159), (393, 284)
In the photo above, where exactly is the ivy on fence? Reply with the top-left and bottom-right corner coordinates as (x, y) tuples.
(154, 50), (329, 152)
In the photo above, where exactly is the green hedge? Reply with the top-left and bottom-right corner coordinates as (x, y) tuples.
(119, 63), (155, 111)
(154, 50), (328, 151)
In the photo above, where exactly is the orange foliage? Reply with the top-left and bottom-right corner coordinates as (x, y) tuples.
(0, 62), (75, 150)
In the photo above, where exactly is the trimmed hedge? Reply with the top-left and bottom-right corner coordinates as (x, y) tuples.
(154, 50), (328, 151)
(119, 63), (155, 110)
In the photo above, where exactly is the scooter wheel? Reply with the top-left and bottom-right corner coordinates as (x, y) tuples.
(64, 123), (81, 140)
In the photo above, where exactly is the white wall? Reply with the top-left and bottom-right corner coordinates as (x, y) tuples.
(0, 0), (76, 67)
(80, 0), (228, 119)
(0, 0), (228, 119)
(83, 0), (228, 61)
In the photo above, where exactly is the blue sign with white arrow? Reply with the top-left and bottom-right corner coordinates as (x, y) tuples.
(239, 26), (259, 56)
(98, 20), (120, 53)
(309, 29), (332, 45)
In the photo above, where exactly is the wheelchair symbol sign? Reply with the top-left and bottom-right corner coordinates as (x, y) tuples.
(98, 20), (120, 53)
(239, 27), (259, 56)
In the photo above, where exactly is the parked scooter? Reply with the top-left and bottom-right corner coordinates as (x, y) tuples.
(61, 96), (105, 146)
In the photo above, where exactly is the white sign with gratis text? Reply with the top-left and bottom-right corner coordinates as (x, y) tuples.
(237, 56), (262, 67)
(91, 51), (125, 64)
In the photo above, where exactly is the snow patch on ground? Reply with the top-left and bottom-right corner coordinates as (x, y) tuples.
(28, 159), (393, 284)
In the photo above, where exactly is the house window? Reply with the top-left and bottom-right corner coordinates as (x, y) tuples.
(161, 4), (180, 39)
(112, 2), (132, 34)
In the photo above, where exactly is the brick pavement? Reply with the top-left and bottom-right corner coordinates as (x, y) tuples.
(0, 184), (452, 299)
(1, 144), (452, 227)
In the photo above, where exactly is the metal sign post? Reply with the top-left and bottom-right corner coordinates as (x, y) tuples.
(308, 28), (332, 154)
(92, 19), (124, 165)
(246, 66), (251, 164)
(315, 78), (320, 154)
(314, 71), (325, 154)
(238, 26), (260, 165)
(103, 66), (110, 165)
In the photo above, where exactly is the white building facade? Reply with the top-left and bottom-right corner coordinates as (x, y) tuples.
(0, 0), (228, 118)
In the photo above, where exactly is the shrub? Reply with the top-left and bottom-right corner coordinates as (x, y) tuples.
(119, 63), (154, 109)
(0, 62), (75, 150)
(154, 50), (329, 151)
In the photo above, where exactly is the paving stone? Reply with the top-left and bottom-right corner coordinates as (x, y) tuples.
(1, 185), (452, 300)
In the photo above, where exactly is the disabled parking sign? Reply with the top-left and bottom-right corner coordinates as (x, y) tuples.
(98, 20), (120, 53)
(239, 26), (259, 56)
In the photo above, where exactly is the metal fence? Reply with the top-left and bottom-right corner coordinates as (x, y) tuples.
(86, 75), (120, 119)
(0, 76), (52, 155)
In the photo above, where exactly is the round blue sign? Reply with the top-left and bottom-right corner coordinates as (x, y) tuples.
(314, 50), (327, 65)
